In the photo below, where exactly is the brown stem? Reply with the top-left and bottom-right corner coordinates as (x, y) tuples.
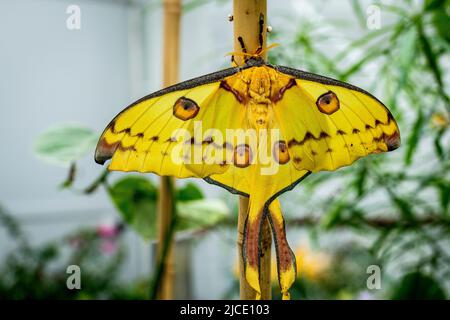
(156, 0), (181, 300)
(233, 0), (272, 300)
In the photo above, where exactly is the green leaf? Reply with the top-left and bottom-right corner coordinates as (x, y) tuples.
(404, 109), (425, 165)
(417, 22), (442, 85)
(334, 24), (396, 63)
(433, 129), (445, 160)
(354, 164), (368, 197)
(340, 47), (387, 81)
(321, 200), (346, 229)
(38, 244), (59, 263)
(390, 192), (415, 220)
(108, 176), (228, 239)
(107, 176), (158, 239)
(424, 0), (447, 11)
(177, 199), (229, 232)
(416, 19), (450, 106)
(436, 181), (450, 215)
(389, 28), (417, 108)
(350, 0), (367, 28)
(431, 6), (450, 43)
(176, 182), (204, 201)
(391, 271), (447, 299)
(34, 124), (98, 167)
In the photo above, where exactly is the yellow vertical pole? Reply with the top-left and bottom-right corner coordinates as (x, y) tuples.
(157, 0), (181, 300)
(233, 0), (272, 300)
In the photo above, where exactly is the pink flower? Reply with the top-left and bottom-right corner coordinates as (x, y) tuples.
(97, 223), (119, 238)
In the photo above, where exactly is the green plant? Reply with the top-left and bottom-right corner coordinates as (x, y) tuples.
(0, 205), (147, 299)
(266, 0), (450, 299)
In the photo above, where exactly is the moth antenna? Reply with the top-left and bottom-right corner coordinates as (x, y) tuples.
(230, 54), (238, 67)
(236, 36), (248, 62)
(258, 13), (265, 48)
(225, 43), (280, 60)
(237, 36), (247, 53)
(257, 43), (280, 56)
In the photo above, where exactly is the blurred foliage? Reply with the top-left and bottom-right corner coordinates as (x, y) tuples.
(108, 176), (229, 239)
(27, 0), (450, 299)
(0, 179), (224, 299)
(33, 125), (230, 239)
(390, 271), (446, 299)
(266, 0), (450, 299)
(34, 124), (97, 167)
(225, 0), (449, 300)
(0, 205), (150, 299)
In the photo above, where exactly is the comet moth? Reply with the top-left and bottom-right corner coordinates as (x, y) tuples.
(95, 49), (400, 300)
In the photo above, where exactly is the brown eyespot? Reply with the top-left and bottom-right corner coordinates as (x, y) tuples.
(316, 91), (340, 115)
(233, 144), (252, 168)
(273, 140), (290, 164)
(173, 97), (200, 121)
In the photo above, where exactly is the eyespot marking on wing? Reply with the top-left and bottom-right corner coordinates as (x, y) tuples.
(233, 144), (252, 168)
(273, 140), (290, 164)
(316, 91), (340, 115)
(173, 97), (200, 121)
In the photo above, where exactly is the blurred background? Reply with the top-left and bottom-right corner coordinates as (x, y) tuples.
(0, 0), (448, 299)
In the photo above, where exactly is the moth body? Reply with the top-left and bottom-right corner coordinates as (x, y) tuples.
(236, 66), (291, 130)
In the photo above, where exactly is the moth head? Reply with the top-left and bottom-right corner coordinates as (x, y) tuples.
(228, 43), (279, 66)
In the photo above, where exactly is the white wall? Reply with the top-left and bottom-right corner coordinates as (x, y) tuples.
(0, 0), (151, 285)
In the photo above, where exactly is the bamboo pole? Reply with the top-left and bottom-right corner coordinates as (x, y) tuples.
(156, 0), (181, 300)
(232, 0), (272, 300)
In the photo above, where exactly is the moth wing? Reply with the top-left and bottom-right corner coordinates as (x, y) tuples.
(273, 66), (400, 173)
(95, 68), (247, 179)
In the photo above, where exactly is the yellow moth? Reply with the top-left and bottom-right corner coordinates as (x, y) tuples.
(95, 56), (400, 300)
